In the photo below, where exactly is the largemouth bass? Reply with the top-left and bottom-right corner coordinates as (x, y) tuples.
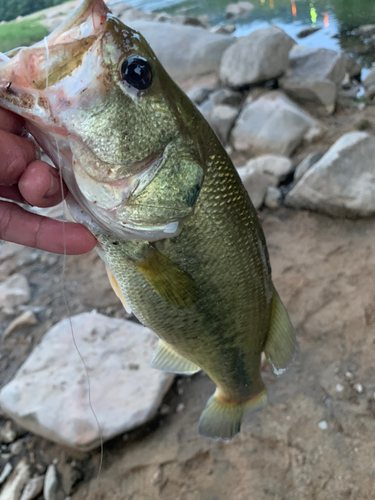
(0, 0), (296, 440)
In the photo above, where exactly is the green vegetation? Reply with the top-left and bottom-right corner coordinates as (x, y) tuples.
(0, 17), (49, 53)
(0, 0), (71, 23)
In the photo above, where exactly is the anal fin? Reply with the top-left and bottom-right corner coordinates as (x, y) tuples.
(264, 286), (296, 376)
(151, 339), (200, 375)
(198, 388), (268, 440)
(106, 266), (132, 314)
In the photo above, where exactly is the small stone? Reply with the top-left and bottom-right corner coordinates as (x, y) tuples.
(0, 274), (31, 314)
(3, 311), (37, 338)
(209, 88), (243, 107)
(357, 102), (366, 111)
(177, 387), (184, 396)
(237, 166), (270, 209)
(20, 475), (45, 500)
(318, 420), (328, 431)
(128, 363), (139, 370)
(0, 421), (17, 444)
(335, 384), (344, 393)
(244, 155), (294, 186)
(9, 439), (23, 455)
(187, 86), (212, 105)
(211, 25), (236, 35)
(44, 464), (61, 500)
(176, 403), (185, 413)
(354, 383), (363, 394)
(209, 105), (239, 144)
(345, 371), (353, 379)
(225, 1), (255, 19)
(0, 459), (30, 500)
(0, 463), (13, 485)
(151, 469), (163, 486)
(265, 186), (281, 210)
(159, 404), (171, 416)
(297, 27), (321, 38)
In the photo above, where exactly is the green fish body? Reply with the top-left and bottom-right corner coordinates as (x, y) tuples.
(0, 0), (295, 440)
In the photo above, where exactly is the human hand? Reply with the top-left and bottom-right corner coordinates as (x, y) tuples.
(0, 108), (96, 254)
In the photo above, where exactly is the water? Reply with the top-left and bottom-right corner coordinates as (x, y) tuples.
(124, 0), (375, 71)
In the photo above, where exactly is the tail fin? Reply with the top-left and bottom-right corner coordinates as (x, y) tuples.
(198, 388), (267, 440)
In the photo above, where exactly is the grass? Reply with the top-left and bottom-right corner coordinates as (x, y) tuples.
(0, 17), (48, 53)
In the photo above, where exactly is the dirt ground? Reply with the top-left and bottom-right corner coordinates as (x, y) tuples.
(1, 103), (375, 499)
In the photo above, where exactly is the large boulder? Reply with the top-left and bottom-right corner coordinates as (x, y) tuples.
(286, 132), (375, 217)
(0, 312), (174, 451)
(220, 27), (295, 88)
(129, 21), (234, 83)
(231, 92), (319, 156)
(280, 47), (346, 116)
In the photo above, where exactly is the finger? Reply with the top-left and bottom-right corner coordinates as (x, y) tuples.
(0, 108), (25, 134)
(0, 200), (97, 255)
(0, 131), (37, 185)
(0, 185), (24, 203)
(19, 161), (67, 208)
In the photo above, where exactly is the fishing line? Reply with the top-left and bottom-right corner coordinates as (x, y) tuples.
(43, 36), (104, 478)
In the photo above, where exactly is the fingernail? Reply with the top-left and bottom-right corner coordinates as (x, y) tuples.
(45, 172), (60, 197)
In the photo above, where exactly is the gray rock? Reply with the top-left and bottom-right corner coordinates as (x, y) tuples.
(287, 47), (346, 85)
(20, 476), (44, 500)
(280, 77), (336, 116)
(342, 53), (361, 78)
(197, 99), (214, 122)
(225, 1), (255, 19)
(237, 166), (270, 209)
(352, 24), (375, 36)
(187, 86), (212, 105)
(363, 68), (375, 88)
(0, 312), (174, 451)
(9, 440), (23, 456)
(265, 186), (281, 210)
(211, 25), (236, 35)
(44, 465), (63, 500)
(3, 311), (37, 338)
(0, 464), (13, 485)
(297, 27), (321, 38)
(231, 92), (318, 156)
(365, 84), (375, 100)
(245, 155), (294, 186)
(286, 131), (375, 217)
(0, 421), (17, 444)
(0, 460), (30, 500)
(0, 274), (31, 314)
(129, 21), (234, 83)
(341, 73), (351, 89)
(169, 15), (208, 29)
(294, 152), (324, 182)
(209, 88), (243, 107)
(220, 27), (295, 88)
(209, 105), (239, 144)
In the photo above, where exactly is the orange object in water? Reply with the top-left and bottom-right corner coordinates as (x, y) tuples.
(324, 12), (329, 27)
(291, 0), (297, 17)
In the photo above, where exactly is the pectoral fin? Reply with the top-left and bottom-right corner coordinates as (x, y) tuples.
(105, 266), (132, 314)
(151, 339), (200, 374)
(264, 286), (296, 376)
(134, 246), (199, 308)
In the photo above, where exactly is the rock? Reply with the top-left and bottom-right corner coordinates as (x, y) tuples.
(363, 68), (375, 88)
(294, 152), (324, 182)
(244, 155), (294, 186)
(318, 420), (328, 431)
(231, 92), (318, 156)
(225, 1), (255, 19)
(287, 47), (346, 85)
(237, 166), (270, 209)
(0, 460), (30, 500)
(3, 311), (37, 338)
(9, 440), (23, 456)
(44, 465), (63, 500)
(342, 53), (361, 78)
(169, 15), (208, 29)
(297, 27), (321, 38)
(197, 99), (214, 122)
(129, 21), (234, 84)
(352, 24), (375, 37)
(341, 73), (351, 89)
(187, 86), (212, 105)
(265, 187), (281, 210)
(209, 105), (239, 144)
(20, 476), (44, 500)
(364, 84), (375, 100)
(116, 7), (154, 24)
(335, 384), (344, 393)
(220, 27), (295, 88)
(286, 132), (375, 217)
(209, 88), (243, 107)
(280, 47), (346, 116)
(0, 464), (13, 485)
(211, 25), (236, 35)
(0, 312), (174, 451)
(354, 383), (363, 394)
(0, 421), (17, 444)
(0, 274), (31, 314)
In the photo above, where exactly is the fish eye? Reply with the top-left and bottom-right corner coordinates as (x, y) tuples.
(120, 56), (153, 91)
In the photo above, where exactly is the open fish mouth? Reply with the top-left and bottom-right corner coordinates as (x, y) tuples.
(0, 0), (204, 241)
